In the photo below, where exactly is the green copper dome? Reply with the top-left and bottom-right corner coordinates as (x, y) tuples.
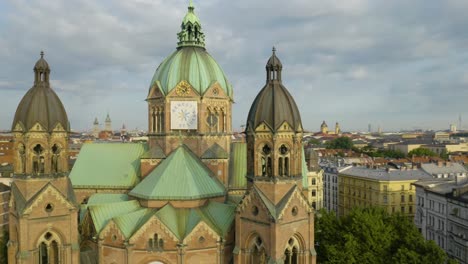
(149, 1), (233, 99)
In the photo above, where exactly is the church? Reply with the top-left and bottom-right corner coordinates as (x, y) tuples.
(7, 2), (317, 263)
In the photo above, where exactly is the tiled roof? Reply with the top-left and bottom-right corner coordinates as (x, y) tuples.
(129, 145), (225, 200)
(70, 143), (148, 189)
(340, 166), (432, 181)
(421, 163), (467, 176)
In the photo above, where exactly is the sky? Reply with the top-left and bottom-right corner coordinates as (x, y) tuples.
(1, 0), (468, 132)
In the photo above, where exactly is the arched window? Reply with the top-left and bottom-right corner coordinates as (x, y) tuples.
(37, 232), (60, 264)
(148, 233), (163, 251)
(152, 107), (156, 132)
(261, 145), (272, 177)
(51, 144), (61, 173)
(250, 236), (267, 264)
(33, 144), (45, 174)
(278, 144), (290, 177)
(284, 237), (300, 264)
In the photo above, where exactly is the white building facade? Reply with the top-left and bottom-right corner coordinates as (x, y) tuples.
(414, 175), (468, 264)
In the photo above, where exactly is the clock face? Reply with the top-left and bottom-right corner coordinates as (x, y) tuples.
(171, 101), (198, 130)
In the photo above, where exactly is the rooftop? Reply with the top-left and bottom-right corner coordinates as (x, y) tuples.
(340, 166), (432, 181)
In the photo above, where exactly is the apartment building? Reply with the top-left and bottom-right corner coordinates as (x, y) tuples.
(338, 166), (432, 217)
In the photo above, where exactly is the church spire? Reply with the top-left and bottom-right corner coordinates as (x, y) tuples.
(177, 0), (205, 49)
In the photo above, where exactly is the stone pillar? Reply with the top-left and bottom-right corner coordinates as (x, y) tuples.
(125, 242), (134, 264)
(177, 243), (186, 264)
(217, 238), (225, 264)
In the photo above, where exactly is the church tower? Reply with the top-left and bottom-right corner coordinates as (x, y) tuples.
(335, 122), (341, 135)
(235, 49), (316, 264)
(320, 121), (328, 134)
(104, 113), (112, 132)
(8, 52), (80, 263)
(145, 1), (233, 185)
(92, 117), (99, 138)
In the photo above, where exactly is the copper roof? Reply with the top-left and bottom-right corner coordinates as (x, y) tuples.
(12, 52), (69, 132)
(246, 49), (302, 132)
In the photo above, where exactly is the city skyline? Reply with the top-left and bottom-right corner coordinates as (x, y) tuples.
(1, 0), (468, 132)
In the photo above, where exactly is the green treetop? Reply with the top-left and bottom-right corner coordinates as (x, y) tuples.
(315, 207), (457, 264)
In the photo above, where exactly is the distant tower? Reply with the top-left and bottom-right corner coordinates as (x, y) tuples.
(378, 125), (382, 134)
(121, 123), (127, 136)
(368, 123), (372, 133)
(92, 117), (99, 137)
(104, 113), (112, 131)
(459, 114), (462, 131)
(450, 124), (457, 133)
(321, 121), (328, 134)
(335, 122), (341, 134)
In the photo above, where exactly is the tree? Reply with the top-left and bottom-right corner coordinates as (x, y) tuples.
(307, 138), (320, 145)
(326, 137), (353, 150)
(315, 207), (453, 264)
(408, 147), (437, 157)
(0, 230), (8, 264)
(440, 149), (449, 160)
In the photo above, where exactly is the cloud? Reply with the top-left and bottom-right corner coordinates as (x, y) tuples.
(1, 0), (468, 132)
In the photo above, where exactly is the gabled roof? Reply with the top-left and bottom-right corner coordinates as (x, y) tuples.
(88, 200), (141, 234)
(141, 144), (166, 159)
(155, 204), (201, 240)
(70, 143), (147, 189)
(154, 201), (235, 240)
(197, 201), (236, 236)
(11, 178), (77, 215)
(80, 193), (130, 221)
(129, 145), (225, 200)
(228, 142), (247, 189)
(201, 143), (228, 159)
(114, 208), (156, 239)
(253, 185), (297, 221)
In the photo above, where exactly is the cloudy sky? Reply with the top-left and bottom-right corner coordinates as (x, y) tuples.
(1, 0), (468, 132)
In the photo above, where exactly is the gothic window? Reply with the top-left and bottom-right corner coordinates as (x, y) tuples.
(38, 232), (60, 264)
(148, 233), (164, 251)
(261, 145), (272, 177)
(284, 237), (300, 264)
(159, 108), (164, 132)
(278, 144), (290, 177)
(152, 107), (156, 132)
(250, 236), (267, 264)
(51, 144), (61, 173)
(33, 144), (45, 174)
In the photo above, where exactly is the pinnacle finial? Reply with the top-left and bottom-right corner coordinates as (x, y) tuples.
(177, 0), (205, 48)
(40, 51), (44, 58)
(272, 46), (276, 54)
(189, 0), (194, 10)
